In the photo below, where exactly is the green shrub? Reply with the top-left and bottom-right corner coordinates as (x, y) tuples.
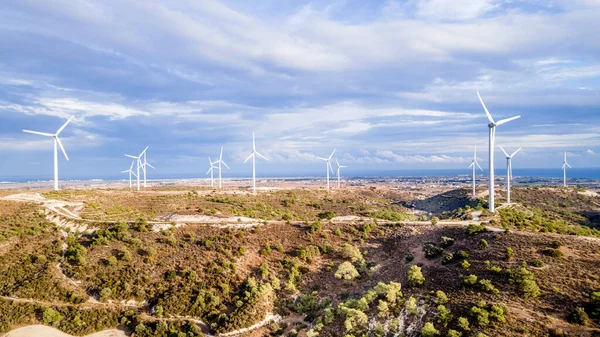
(421, 322), (439, 337)
(310, 220), (323, 233)
(318, 211), (336, 220)
(437, 305), (453, 327)
(107, 256), (118, 266)
(463, 274), (477, 286)
(551, 241), (563, 249)
(406, 296), (418, 315)
(434, 290), (448, 304)
(335, 262), (359, 280)
(260, 244), (272, 256)
(441, 236), (454, 248)
(466, 224), (487, 235)
(456, 250), (469, 259)
(43, 308), (63, 324)
(479, 279), (499, 294)
(406, 253), (415, 263)
(461, 260), (471, 270)
(568, 307), (589, 326)
(431, 217), (439, 225)
(408, 265), (425, 286)
(544, 248), (564, 258)
(469, 306), (489, 327)
(590, 292), (600, 318)
(505, 247), (514, 261)
(457, 317), (470, 331)
(447, 330), (462, 337)
(341, 243), (363, 263)
(442, 253), (454, 265)
(478, 239), (489, 250)
(423, 243), (444, 258)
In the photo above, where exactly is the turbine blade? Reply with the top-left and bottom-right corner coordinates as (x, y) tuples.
(496, 115), (521, 126)
(336, 158), (340, 167)
(317, 157), (328, 161)
(328, 161), (334, 174)
(255, 151), (269, 161)
(512, 147), (522, 157)
(500, 146), (510, 158)
(252, 132), (256, 151)
(567, 163), (572, 168)
(221, 160), (230, 169)
(139, 146), (149, 157)
(129, 161), (134, 171)
(56, 137), (69, 161)
(125, 154), (138, 159)
(220, 146), (223, 160)
(476, 161), (483, 171)
(23, 130), (53, 137)
(329, 149), (336, 160)
(208, 157), (213, 165)
(56, 116), (74, 135)
(476, 91), (495, 124)
(146, 163), (155, 169)
(244, 153), (254, 163)
(206, 167), (212, 175)
(121, 170), (129, 173)
(469, 162), (474, 169)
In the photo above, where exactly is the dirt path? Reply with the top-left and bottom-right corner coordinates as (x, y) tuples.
(1, 325), (127, 337)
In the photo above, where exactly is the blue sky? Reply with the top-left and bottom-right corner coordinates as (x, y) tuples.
(0, 0), (599, 180)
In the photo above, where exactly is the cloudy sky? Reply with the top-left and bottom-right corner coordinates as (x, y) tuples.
(1, 0), (599, 180)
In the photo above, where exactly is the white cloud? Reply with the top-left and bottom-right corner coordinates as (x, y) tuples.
(416, 0), (501, 21)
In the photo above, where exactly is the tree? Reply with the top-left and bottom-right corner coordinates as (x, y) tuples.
(421, 322), (439, 337)
(335, 261), (359, 280)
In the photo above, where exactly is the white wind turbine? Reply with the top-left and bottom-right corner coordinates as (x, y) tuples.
(206, 157), (218, 188)
(23, 116), (74, 191)
(213, 147), (230, 188)
(244, 133), (268, 194)
(335, 158), (347, 188)
(318, 150), (336, 191)
(477, 91), (521, 212)
(468, 146), (484, 197)
(140, 147), (154, 187)
(121, 160), (137, 190)
(500, 147), (521, 204)
(562, 151), (571, 187)
(125, 146), (148, 191)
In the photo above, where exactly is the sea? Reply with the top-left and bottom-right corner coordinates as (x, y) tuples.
(1, 168), (598, 183)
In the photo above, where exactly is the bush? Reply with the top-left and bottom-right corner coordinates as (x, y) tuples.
(463, 274), (477, 286)
(551, 241), (563, 249)
(310, 220), (323, 233)
(408, 265), (425, 286)
(405, 253), (415, 263)
(568, 307), (589, 326)
(335, 262), (359, 280)
(406, 296), (418, 315)
(423, 243), (443, 258)
(590, 292), (600, 318)
(466, 224), (487, 235)
(43, 308), (63, 324)
(447, 330), (462, 337)
(505, 247), (514, 261)
(437, 305), (453, 327)
(456, 250), (469, 259)
(431, 217), (439, 225)
(442, 253), (454, 265)
(469, 306), (489, 327)
(260, 244), (272, 256)
(461, 260), (471, 270)
(440, 236), (454, 248)
(318, 211), (336, 220)
(479, 279), (499, 294)
(434, 290), (448, 304)
(478, 239), (489, 250)
(421, 322), (439, 337)
(543, 248), (564, 258)
(341, 243), (363, 263)
(457, 317), (470, 331)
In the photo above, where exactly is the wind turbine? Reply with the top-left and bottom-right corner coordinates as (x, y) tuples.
(213, 147), (230, 188)
(125, 146), (148, 191)
(206, 157), (218, 188)
(244, 133), (268, 194)
(335, 158), (347, 188)
(468, 146), (484, 197)
(477, 91), (521, 212)
(500, 147), (521, 204)
(318, 150), (336, 191)
(23, 116), (74, 191)
(562, 151), (571, 187)
(121, 160), (137, 190)
(140, 147), (154, 187)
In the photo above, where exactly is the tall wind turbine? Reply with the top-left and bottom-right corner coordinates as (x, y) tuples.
(468, 146), (484, 197)
(140, 147), (154, 187)
(477, 91), (521, 212)
(23, 116), (74, 191)
(562, 151), (571, 187)
(244, 133), (269, 194)
(500, 147), (521, 204)
(121, 160), (137, 190)
(318, 150), (336, 191)
(335, 158), (347, 189)
(213, 147), (230, 188)
(206, 157), (218, 188)
(125, 146), (148, 191)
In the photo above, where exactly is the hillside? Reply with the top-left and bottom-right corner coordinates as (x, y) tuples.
(0, 186), (599, 337)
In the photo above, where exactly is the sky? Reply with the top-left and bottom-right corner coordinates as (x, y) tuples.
(0, 0), (599, 180)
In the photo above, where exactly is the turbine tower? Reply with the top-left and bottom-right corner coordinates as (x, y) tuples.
(468, 146), (483, 197)
(140, 147), (154, 187)
(125, 146), (148, 191)
(335, 158), (347, 188)
(213, 147), (230, 188)
(562, 151), (571, 187)
(318, 150), (336, 191)
(477, 91), (521, 212)
(23, 116), (74, 191)
(121, 160), (137, 190)
(244, 133), (268, 194)
(206, 157), (218, 187)
(500, 147), (521, 204)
